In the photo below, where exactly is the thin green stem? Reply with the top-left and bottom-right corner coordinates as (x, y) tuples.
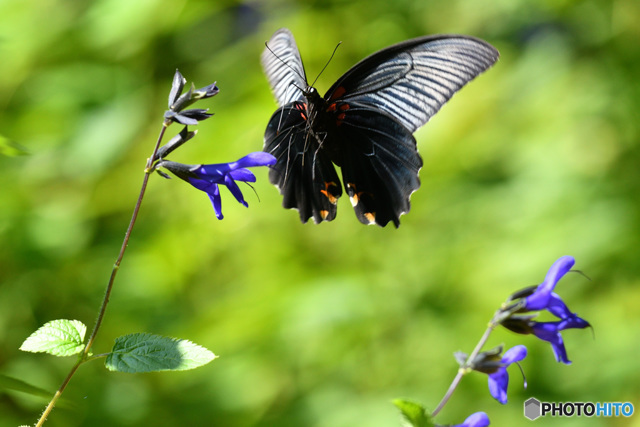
(83, 123), (168, 357)
(431, 311), (501, 418)
(34, 123), (170, 427)
(86, 353), (111, 361)
(35, 359), (82, 427)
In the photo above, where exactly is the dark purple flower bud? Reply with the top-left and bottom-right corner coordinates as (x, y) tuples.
(157, 152), (276, 219)
(455, 345), (503, 374)
(169, 83), (220, 114)
(164, 108), (213, 126)
(155, 127), (197, 160)
(192, 83), (219, 100)
(170, 84), (194, 112)
(168, 69), (187, 109)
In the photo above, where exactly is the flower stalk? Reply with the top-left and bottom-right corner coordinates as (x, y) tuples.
(30, 70), (273, 427)
(429, 256), (590, 424)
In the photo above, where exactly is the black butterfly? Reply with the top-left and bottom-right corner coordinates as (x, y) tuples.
(262, 28), (499, 227)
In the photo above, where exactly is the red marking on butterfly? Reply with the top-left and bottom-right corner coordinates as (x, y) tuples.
(295, 103), (308, 120)
(329, 86), (346, 100)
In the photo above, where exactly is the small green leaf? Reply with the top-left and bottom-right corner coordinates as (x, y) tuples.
(20, 319), (87, 357)
(392, 399), (434, 427)
(105, 333), (217, 373)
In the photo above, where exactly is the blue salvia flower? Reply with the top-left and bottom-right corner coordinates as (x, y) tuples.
(459, 345), (527, 405)
(157, 152), (276, 219)
(501, 256), (591, 364)
(486, 345), (527, 404)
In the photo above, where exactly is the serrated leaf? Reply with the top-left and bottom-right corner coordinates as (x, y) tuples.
(20, 319), (87, 357)
(105, 333), (217, 373)
(393, 399), (434, 427)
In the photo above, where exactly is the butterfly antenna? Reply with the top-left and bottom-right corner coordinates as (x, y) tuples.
(243, 181), (260, 202)
(310, 41), (342, 88)
(264, 41), (307, 83)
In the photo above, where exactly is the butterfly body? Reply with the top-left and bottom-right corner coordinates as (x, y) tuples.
(263, 28), (499, 227)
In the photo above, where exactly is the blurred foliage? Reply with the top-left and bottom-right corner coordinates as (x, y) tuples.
(1, 0), (639, 426)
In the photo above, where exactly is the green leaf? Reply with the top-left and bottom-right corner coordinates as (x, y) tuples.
(19, 319), (87, 357)
(0, 134), (28, 156)
(105, 333), (217, 373)
(0, 374), (53, 399)
(0, 374), (76, 409)
(392, 399), (434, 427)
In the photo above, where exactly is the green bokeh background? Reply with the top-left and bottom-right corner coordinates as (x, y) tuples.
(1, 0), (639, 426)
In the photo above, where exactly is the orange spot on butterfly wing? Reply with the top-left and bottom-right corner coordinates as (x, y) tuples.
(320, 181), (339, 204)
(363, 212), (376, 224)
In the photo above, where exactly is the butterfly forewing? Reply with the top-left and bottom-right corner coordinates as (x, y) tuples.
(261, 28), (308, 106)
(325, 35), (500, 133)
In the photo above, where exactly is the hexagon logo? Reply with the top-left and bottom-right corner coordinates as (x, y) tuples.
(524, 397), (542, 420)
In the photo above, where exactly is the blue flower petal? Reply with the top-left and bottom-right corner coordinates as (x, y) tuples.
(188, 178), (224, 218)
(547, 334), (569, 365)
(205, 184), (223, 219)
(232, 152), (277, 168)
(559, 315), (590, 330)
(164, 152), (274, 219)
(189, 178), (216, 194)
(545, 293), (574, 319)
(196, 163), (230, 181)
(224, 174), (248, 207)
(488, 368), (509, 404)
(525, 256), (575, 311)
(531, 322), (570, 364)
(502, 345), (527, 364)
(229, 168), (257, 183)
(454, 412), (490, 427)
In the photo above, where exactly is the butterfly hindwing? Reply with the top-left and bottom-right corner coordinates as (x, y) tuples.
(330, 102), (422, 227)
(264, 103), (342, 223)
(326, 35), (500, 133)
